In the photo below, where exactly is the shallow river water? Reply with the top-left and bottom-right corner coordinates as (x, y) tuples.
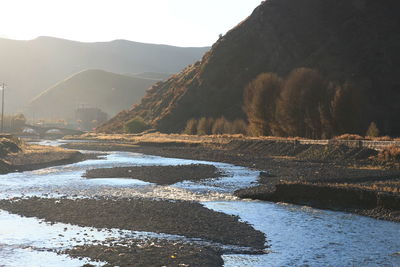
(0, 140), (399, 266)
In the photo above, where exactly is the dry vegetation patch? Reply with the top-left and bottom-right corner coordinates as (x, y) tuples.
(334, 134), (364, 140)
(5, 144), (80, 166)
(284, 181), (400, 194)
(378, 145), (400, 161)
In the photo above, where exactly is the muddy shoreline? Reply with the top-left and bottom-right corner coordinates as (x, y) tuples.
(0, 196), (265, 266)
(62, 139), (400, 222)
(64, 241), (224, 267)
(0, 197), (266, 250)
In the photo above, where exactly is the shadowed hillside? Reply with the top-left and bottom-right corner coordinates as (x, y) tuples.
(98, 0), (400, 136)
(0, 37), (209, 112)
(28, 69), (156, 121)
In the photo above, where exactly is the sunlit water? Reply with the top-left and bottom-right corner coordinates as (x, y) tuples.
(205, 202), (400, 267)
(0, 140), (399, 266)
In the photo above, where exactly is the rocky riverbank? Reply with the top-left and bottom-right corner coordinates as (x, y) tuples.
(0, 197), (266, 250)
(0, 196), (266, 266)
(61, 134), (400, 222)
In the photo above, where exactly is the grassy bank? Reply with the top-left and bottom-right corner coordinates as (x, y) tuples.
(0, 135), (85, 173)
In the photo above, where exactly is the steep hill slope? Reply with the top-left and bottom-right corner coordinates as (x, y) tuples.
(0, 37), (209, 112)
(28, 69), (156, 121)
(99, 0), (400, 135)
(129, 72), (172, 81)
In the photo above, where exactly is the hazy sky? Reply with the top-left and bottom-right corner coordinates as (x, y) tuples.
(0, 0), (261, 47)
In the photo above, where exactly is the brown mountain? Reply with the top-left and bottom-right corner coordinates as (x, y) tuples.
(99, 0), (400, 136)
(0, 36), (209, 112)
(28, 69), (156, 122)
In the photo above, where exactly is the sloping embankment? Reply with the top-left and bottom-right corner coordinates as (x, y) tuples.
(235, 183), (400, 221)
(0, 135), (85, 173)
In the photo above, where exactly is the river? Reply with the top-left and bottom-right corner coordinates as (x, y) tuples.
(0, 140), (399, 266)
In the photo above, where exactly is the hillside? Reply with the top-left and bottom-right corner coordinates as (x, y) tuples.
(0, 37), (209, 112)
(28, 69), (156, 121)
(98, 0), (400, 136)
(129, 72), (172, 81)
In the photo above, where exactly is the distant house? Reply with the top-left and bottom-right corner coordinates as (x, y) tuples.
(75, 107), (108, 131)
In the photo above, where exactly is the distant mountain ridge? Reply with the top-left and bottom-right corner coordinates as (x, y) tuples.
(28, 69), (156, 121)
(99, 0), (400, 136)
(0, 36), (209, 112)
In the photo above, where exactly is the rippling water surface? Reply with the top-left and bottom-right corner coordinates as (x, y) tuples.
(0, 140), (399, 266)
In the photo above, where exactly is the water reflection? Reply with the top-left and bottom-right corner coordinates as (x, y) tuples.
(0, 142), (399, 266)
(205, 201), (400, 267)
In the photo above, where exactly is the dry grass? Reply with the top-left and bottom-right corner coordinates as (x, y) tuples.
(6, 144), (77, 166)
(365, 136), (393, 141)
(363, 181), (400, 193)
(66, 132), (237, 145)
(348, 165), (384, 170)
(270, 155), (297, 160)
(21, 144), (68, 154)
(66, 133), (400, 155)
(283, 180), (400, 194)
(334, 134), (364, 140)
(335, 134), (400, 142)
(378, 145), (400, 162)
(0, 136), (67, 156)
(67, 132), (303, 144)
(329, 182), (400, 194)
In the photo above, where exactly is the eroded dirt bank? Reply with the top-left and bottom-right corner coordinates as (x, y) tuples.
(235, 183), (400, 222)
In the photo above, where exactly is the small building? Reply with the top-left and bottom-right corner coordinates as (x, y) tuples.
(75, 107), (108, 131)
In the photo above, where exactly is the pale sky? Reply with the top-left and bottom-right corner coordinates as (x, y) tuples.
(0, 0), (262, 47)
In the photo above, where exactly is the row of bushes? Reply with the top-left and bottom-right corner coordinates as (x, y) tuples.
(124, 116), (248, 135)
(125, 115), (396, 142)
(124, 117), (150, 133)
(181, 119), (385, 139)
(244, 68), (372, 138)
(183, 117), (247, 135)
